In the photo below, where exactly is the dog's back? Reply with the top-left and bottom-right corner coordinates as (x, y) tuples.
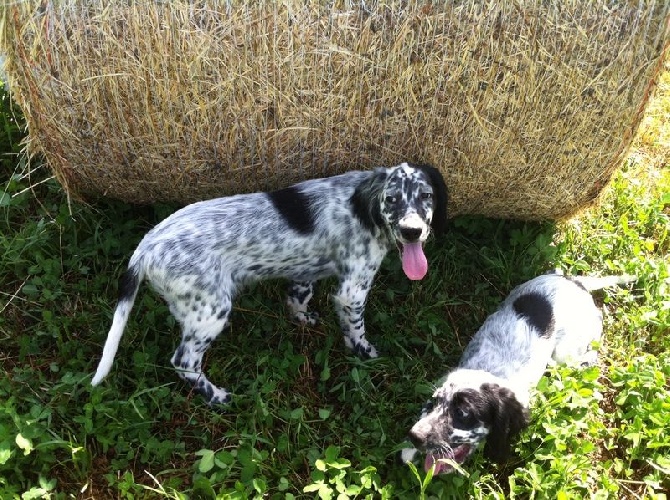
(504, 274), (603, 368)
(461, 273), (635, 388)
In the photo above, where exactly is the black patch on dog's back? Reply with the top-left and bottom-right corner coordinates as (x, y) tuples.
(268, 186), (315, 235)
(513, 292), (554, 338)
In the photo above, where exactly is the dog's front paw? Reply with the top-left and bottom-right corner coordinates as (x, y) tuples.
(352, 340), (379, 359)
(293, 310), (320, 326)
(196, 379), (232, 408)
(207, 390), (232, 407)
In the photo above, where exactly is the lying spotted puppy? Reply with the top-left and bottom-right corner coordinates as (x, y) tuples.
(401, 271), (635, 473)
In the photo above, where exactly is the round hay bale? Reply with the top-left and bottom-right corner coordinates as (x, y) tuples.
(1, 1), (668, 219)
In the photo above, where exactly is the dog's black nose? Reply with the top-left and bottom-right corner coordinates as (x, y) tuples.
(399, 226), (422, 241)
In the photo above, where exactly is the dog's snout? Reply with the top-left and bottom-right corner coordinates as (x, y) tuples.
(400, 226), (422, 241)
(408, 426), (428, 448)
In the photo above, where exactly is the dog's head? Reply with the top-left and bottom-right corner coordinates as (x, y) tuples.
(352, 162), (448, 280)
(407, 370), (529, 474)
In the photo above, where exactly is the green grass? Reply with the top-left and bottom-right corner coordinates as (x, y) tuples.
(1, 71), (668, 499)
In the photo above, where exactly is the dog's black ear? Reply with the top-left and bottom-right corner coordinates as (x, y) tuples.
(414, 163), (448, 235)
(351, 168), (388, 233)
(480, 383), (530, 463)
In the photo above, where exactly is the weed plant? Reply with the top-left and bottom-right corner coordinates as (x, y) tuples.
(1, 72), (668, 499)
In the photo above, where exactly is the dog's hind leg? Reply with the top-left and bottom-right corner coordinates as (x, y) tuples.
(553, 298), (603, 367)
(169, 293), (233, 406)
(287, 281), (319, 325)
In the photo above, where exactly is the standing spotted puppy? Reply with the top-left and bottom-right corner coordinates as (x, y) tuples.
(92, 163), (448, 406)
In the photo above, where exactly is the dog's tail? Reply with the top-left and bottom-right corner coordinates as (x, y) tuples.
(91, 265), (142, 386)
(569, 274), (637, 292)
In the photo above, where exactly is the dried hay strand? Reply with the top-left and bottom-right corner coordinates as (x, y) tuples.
(1, 1), (668, 219)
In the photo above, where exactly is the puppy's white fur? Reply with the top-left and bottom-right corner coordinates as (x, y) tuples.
(91, 163), (448, 406)
(402, 272), (635, 473)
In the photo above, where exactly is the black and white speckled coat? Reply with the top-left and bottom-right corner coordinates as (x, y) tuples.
(401, 272), (636, 474)
(91, 162), (448, 406)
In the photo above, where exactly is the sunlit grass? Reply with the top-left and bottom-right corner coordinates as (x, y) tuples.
(1, 66), (668, 498)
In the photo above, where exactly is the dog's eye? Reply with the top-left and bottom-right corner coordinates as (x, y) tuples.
(385, 195), (398, 204)
(421, 192), (433, 200)
(452, 406), (474, 427)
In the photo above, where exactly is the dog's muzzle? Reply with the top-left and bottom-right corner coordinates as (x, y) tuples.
(397, 214), (429, 280)
(399, 226), (422, 241)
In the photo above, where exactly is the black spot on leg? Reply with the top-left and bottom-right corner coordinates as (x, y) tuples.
(288, 282), (313, 304)
(173, 344), (186, 366)
(513, 292), (554, 338)
(268, 186), (315, 234)
(197, 380), (214, 402)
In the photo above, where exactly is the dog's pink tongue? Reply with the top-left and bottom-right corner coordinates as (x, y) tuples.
(402, 242), (427, 280)
(425, 454), (451, 475)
